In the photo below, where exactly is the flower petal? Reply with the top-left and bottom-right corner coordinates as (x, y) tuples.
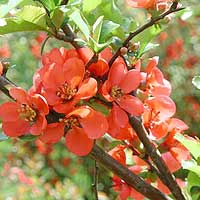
(30, 115), (47, 135)
(108, 62), (126, 87)
(9, 87), (28, 104)
(65, 127), (93, 156)
(145, 96), (176, 121)
(39, 123), (64, 144)
(119, 69), (141, 93)
(30, 94), (49, 115)
(88, 58), (109, 76)
(0, 102), (19, 121)
(63, 57), (85, 88)
(2, 119), (30, 137)
(117, 95), (144, 116)
(80, 109), (108, 139)
(76, 78), (97, 100)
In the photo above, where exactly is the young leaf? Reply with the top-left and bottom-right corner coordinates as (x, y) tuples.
(99, 20), (120, 43)
(16, 5), (47, 29)
(192, 76), (200, 89)
(82, 0), (102, 13)
(0, 0), (25, 18)
(175, 133), (200, 160)
(51, 7), (64, 30)
(69, 9), (90, 41)
(92, 16), (104, 43)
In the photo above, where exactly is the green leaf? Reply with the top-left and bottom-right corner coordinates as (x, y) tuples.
(187, 172), (200, 194)
(141, 43), (159, 55)
(51, 7), (64, 30)
(92, 16), (104, 43)
(182, 160), (200, 177)
(69, 9), (90, 41)
(175, 133), (200, 160)
(134, 25), (162, 56)
(0, 0), (25, 18)
(0, 18), (49, 34)
(82, 0), (102, 13)
(192, 76), (200, 89)
(38, 0), (56, 11)
(99, 20), (120, 43)
(0, 132), (8, 142)
(16, 5), (47, 28)
(0, 5), (53, 35)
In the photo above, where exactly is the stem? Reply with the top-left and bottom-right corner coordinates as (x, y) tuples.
(129, 116), (186, 200)
(92, 159), (99, 200)
(108, 2), (185, 67)
(90, 144), (172, 200)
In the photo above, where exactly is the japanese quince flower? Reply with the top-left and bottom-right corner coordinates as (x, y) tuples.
(39, 106), (108, 156)
(101, 61), (144, 116)
(107, 103), (134, 140)
(78, 47), (113, 76)
(0, 87), (49, 137)
(143, 57), (172, 97)
(31, 48), (97, 113)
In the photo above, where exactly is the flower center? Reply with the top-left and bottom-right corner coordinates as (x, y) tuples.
(59, 116), (80, 129)
(110, 86), (124, 99)
(56, 83), (77, 101)
(18, 104), (37, 122)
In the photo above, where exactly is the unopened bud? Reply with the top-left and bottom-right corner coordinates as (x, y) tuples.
(120, 47), (128, 56)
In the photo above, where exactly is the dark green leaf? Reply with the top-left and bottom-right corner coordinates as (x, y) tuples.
(99, 20), (120, 43)
(69, 9), (90, 41)
(19, 134), (37, 141)
(51, 7), (64, 30)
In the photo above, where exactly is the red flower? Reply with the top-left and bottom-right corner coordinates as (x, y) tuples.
(39, 106), (108, 156)
(31, 48), (98, 113)
(144, 57), (172, 97)
(78, 47), (113, 77)
(101, 61), (144, 116)
(0, 87), (49, 137)
(107, 103), (134, 140)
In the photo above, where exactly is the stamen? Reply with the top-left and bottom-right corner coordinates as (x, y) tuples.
(56, 83), (77, 101)
(59, 116), (80, 129)
(110, 86), (124, 99)
(18, 104), (37, 122)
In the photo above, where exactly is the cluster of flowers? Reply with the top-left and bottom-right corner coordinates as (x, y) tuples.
(108, 56), (192, 199)
(0, 46), (192, 199)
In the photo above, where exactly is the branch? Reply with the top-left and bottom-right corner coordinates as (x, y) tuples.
(108, 2), (185, 67)
(92, 158), (99, 200)
(90, 144), (172, 200)
(129, 116), (186, 200)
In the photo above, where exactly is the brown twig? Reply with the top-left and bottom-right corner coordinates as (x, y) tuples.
(60, 0), (69, 5)
(90, 144), (172, 200)
(108, 2), (185, 67)
(129, 116), (186, 200)
(92, 159), (99, 200)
